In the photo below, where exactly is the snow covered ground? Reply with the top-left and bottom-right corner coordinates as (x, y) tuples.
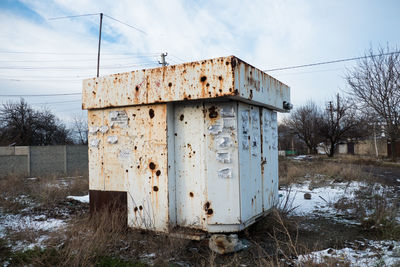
(279, 178), (400, 266)
(297, 240), (400, 266)
(67, 194), (89, 203)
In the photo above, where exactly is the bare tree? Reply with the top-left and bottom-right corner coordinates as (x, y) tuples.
(0, 98), (72, 146)
(319, 94), (366, 157)
(283, 100), (323, 154)
(346, 46), (400, 159)
(72, 114), (88, 145)
(278, 123), (308, 154)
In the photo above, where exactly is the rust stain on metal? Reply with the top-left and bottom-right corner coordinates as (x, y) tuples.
(82, 56), (289, 112)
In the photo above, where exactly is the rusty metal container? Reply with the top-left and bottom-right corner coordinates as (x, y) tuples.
(82, 56), (290, 233)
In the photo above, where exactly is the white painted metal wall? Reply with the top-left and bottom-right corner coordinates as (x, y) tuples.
(84, 55), (289, 234)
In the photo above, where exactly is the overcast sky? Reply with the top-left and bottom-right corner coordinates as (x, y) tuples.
(0, 0), (399, 123)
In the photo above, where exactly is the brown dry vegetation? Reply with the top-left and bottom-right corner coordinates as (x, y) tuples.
(0, 174), (88, 213)
(278, 156), (390, 186)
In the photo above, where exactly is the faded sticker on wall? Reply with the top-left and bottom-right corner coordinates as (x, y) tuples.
(215, 136), (233, 149)
(218, 168), (232, 179)
(89, 126), (99, 135)
(109, 110), (128, 128)
(208, 123), (223, 135)
(216, 152), (231, 163)
(119, 149), (131, 159)
(241, 110), (250, 150)
(99, 125), (109, 134)
(221, 106), (235, 118)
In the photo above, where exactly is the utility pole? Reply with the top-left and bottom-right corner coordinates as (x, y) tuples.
(158, 53), (169, 66)
(49, 13), (146, 77)
(97, 13), (103, 77)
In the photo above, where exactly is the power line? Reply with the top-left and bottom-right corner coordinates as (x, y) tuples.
(169, 54), (186, 63)
(48, 13), (100, 20)
(31, 99), (81, 105)
(0, 50), (159, 56)
(0, 93), (81, 97)
(0, 62), (157, 70)
(0, 55), (158, 63)
(264, 51), (400, 72)
(103, 14), (146, 35)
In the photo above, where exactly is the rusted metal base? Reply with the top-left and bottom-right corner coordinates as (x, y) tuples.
(169, 227), (207, 241)
(89, 190), (127, 214)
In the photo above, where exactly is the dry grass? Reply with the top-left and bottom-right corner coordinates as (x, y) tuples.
(334, 184), (400, 239)
(0, 174), (88, 213)
(279, 158), (374, 187)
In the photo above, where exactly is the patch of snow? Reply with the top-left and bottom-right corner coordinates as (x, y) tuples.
(279, 180), (370, 224)
(291, 155), (313, 161)
(67, 195), (89, 203)
(297, 240), (400, 267)
(0, 212), (65, 241)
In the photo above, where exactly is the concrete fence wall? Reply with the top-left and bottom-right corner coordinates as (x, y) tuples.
(0, 145), (88, 177)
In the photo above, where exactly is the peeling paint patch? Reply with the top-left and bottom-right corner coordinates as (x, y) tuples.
(241, 110), (249, 150)
(107, 135), (118, 144)
(90, 138), (100, 148)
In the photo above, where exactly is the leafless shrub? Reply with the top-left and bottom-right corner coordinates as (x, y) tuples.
(334, 183), (400, 239)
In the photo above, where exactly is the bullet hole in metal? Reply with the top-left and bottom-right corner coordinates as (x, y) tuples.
(219, 75), (223, 81)
(189, 192), (194, 197)
(137, 165), (140, 169)
(204, 201), (210, 211)
(134, 146), (137, 150)
(149, 109), (155, 118)
(200, 76), (207, 82)
(139, 205), (143, 210)
(249, 89), (253, 99)
(156, 170), (161, 176)
(206, 83), (210, 87)
(149, 162), (156, 170)
(125, 169), (128, 173)
(134, 207), (138, 212)
(174, 133), (177, 136)
(207, 209), (213, 215)
(180, 114), (184, 121)
(208, 106), (218, 118)
(168, 82), (172, 87)
(135, 86), (139, 91)
(153, 186), (159, 192)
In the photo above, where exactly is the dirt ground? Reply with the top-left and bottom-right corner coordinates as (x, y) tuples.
(0, 156), (399, 266)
